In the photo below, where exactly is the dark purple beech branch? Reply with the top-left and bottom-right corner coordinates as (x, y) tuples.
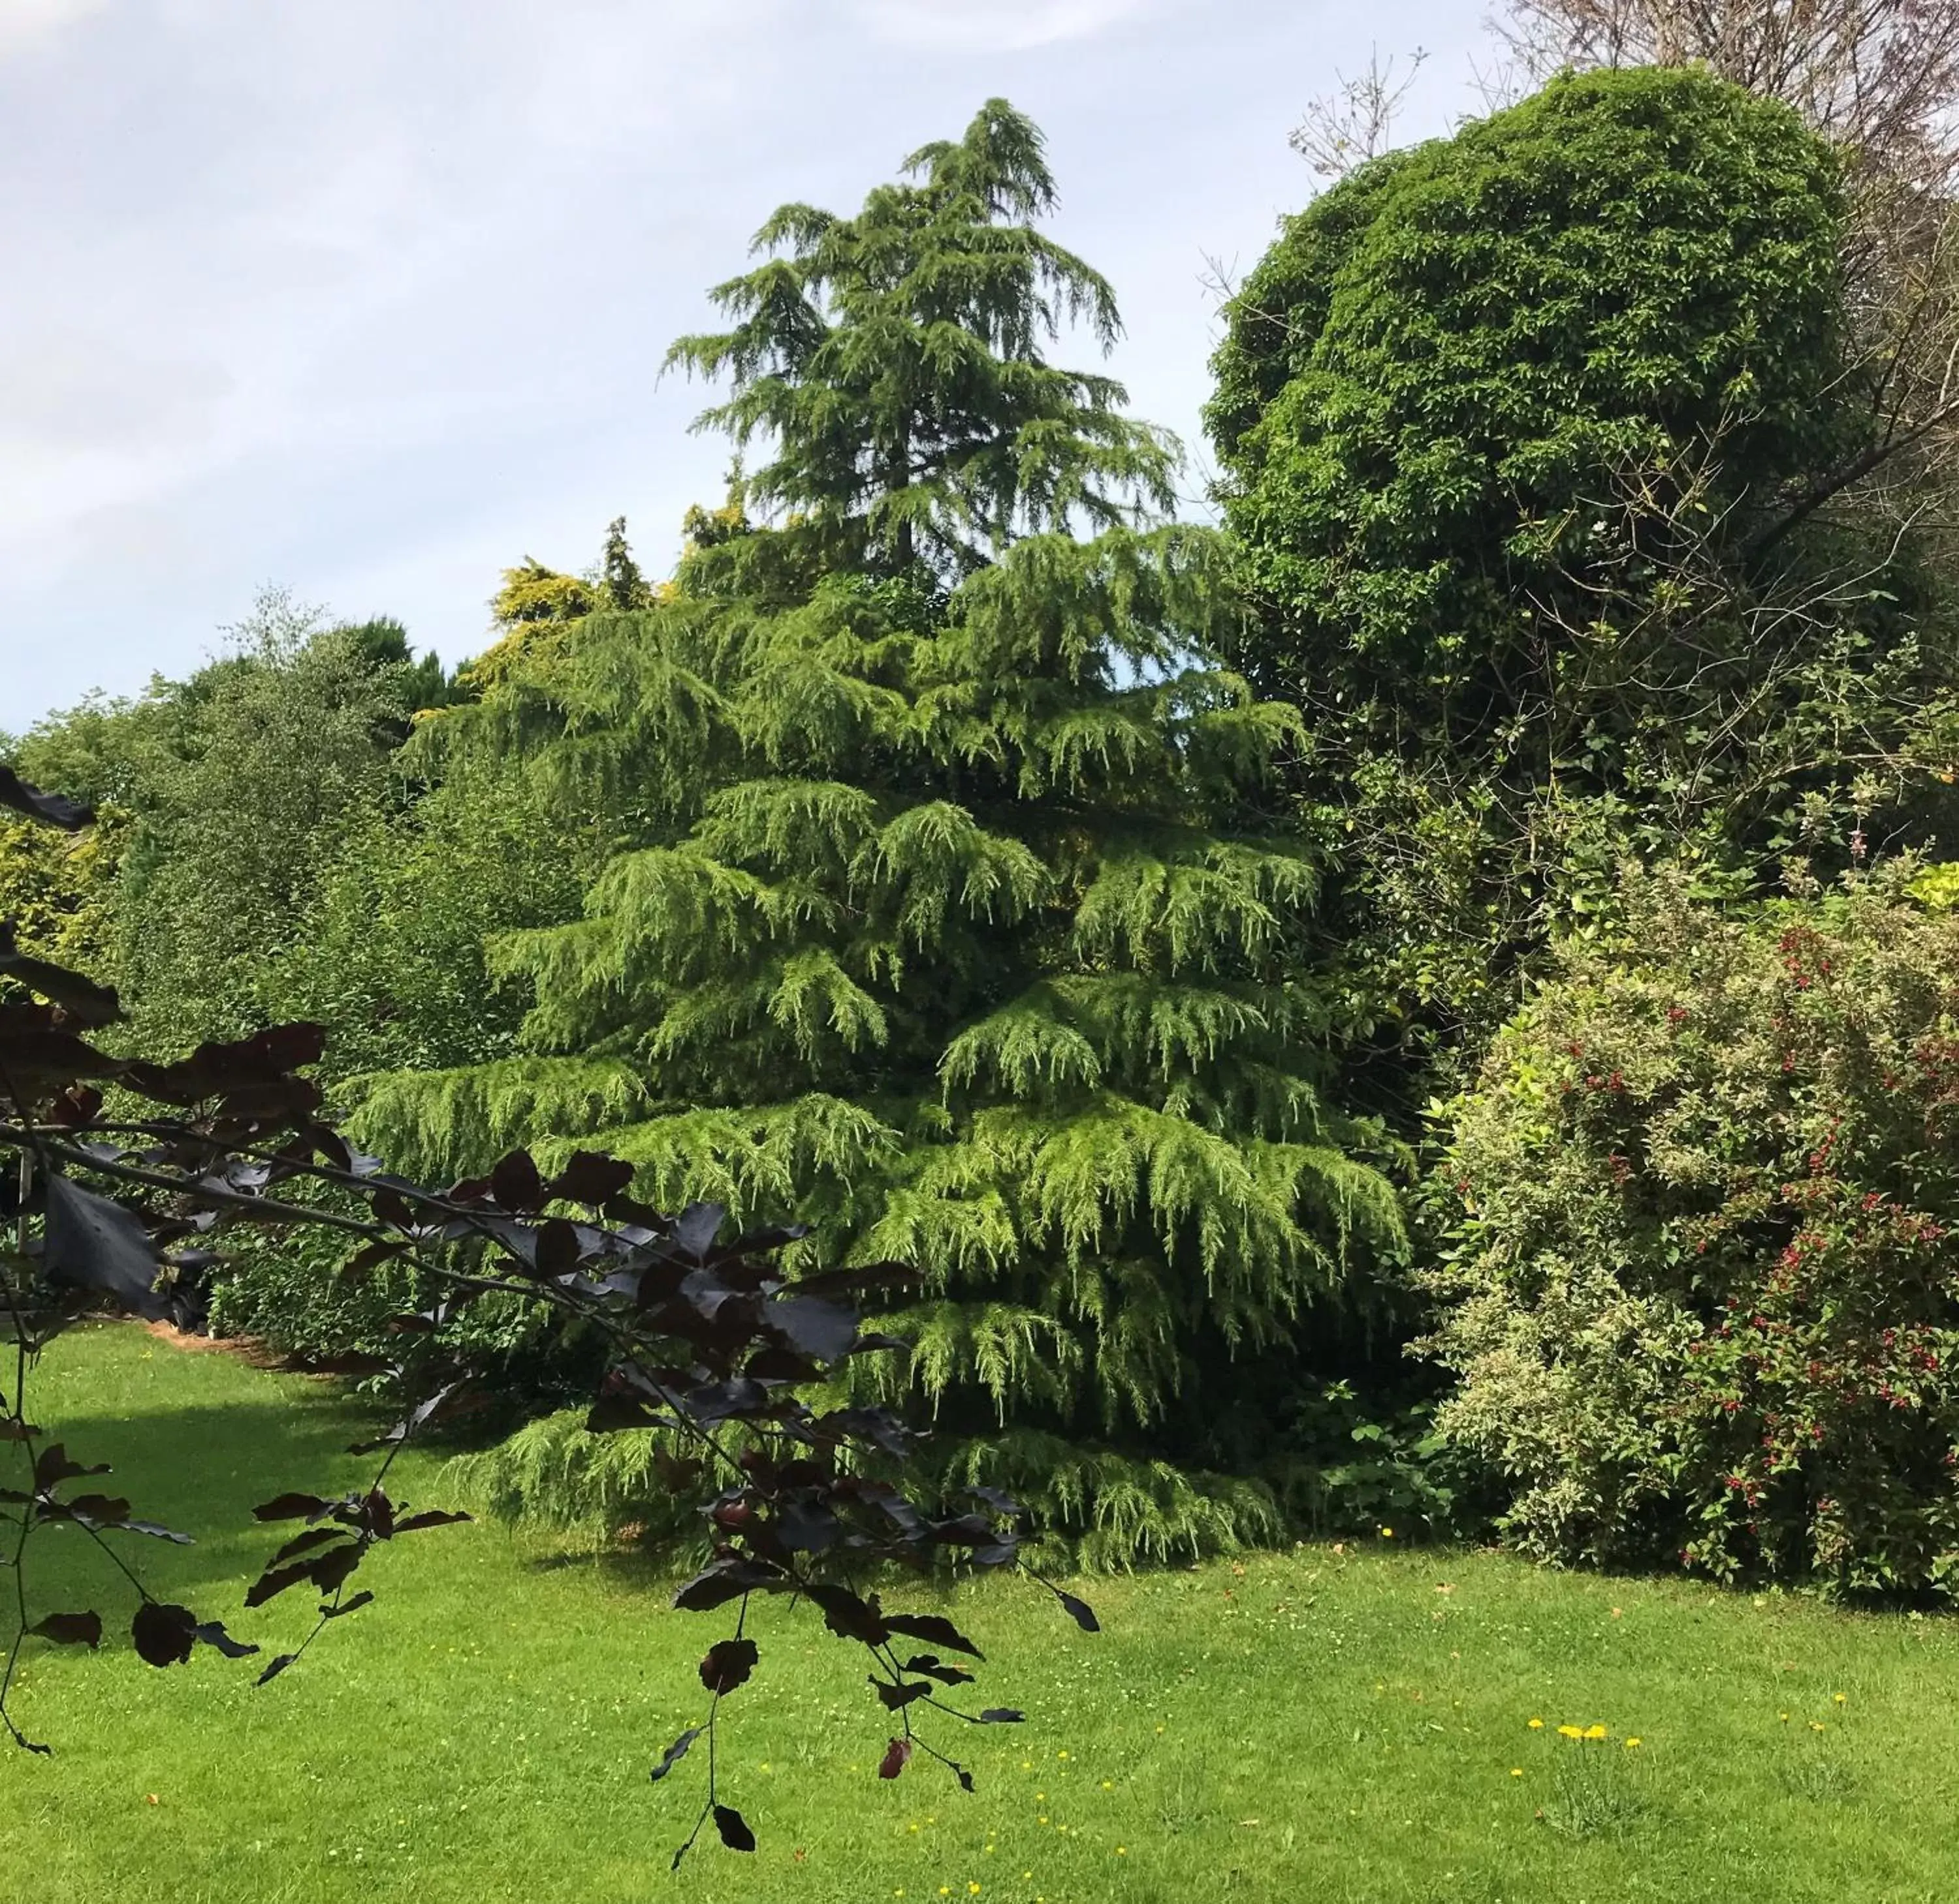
(0, 765), (1096, 1866)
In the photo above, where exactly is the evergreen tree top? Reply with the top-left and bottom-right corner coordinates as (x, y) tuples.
(665, 99), (1179, 580)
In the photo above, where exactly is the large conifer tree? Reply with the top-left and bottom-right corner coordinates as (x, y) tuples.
(359, 103), (1403, 1561)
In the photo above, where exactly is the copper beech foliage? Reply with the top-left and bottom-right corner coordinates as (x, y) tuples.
(0, 766), (1092, 1867)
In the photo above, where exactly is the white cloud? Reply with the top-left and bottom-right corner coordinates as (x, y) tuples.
(0, 0), (106, 57)
(850, 0), (1153, 53)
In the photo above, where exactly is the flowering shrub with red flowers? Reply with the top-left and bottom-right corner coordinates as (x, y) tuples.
(1420, 865), (1959, 1598)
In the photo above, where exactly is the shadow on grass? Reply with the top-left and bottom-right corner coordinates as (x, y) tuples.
(14, 1384), (397, 1614)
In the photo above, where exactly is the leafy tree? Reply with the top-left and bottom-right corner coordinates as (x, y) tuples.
(465, 518), (660, 695)
(18, 592), (450, 1053)
(663, 97), (1178, 580)
(337, 615), (466, 725)
(1208, 66), (1959, 1055)
(600, 515), (654, 611)
(275, 761), (599, 1088)
(0, 811), (116, 989)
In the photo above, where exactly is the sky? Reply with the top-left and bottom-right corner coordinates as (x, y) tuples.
(0, 0), (1492, 733)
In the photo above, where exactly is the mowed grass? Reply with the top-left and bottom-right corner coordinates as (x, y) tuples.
(4, 1328), (1959, 1902)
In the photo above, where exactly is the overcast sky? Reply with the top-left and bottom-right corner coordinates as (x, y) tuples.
(1, 0), (1491, 733)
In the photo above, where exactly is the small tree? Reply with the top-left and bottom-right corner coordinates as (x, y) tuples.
(1497, 0), (1959, 579)
(355, 528), (1407, 1564)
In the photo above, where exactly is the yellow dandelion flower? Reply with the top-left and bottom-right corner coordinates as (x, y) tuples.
(1100, 1781), (1113, 1790)
(938, 1890), (950, 1899)
(1527, 1718), (1544, 1730)
(1116, 1847), (1128, 1856)
(1834, 1693), (1847, 1704)
(1380, 1526), (1394, 1538)
(1779, 1712), (1790, 1722)
(1624, 1737), (1642, 1750)
(1810, 1722), (1826, 1732)
(1057, 1751), (1068, 1760)
(1584, 1724), (1608, 1741)
(1556, 1725), (1584, 1739)
(1510, 1768), (1523, 1778)
(1037, 1817), (1048, 1826)
(970, 1885), (982, 1896)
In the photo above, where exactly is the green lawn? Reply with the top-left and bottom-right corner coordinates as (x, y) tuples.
(3, 1326), (1958, 1902)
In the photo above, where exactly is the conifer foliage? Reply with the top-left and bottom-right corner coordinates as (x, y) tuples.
(357, 102), (1403, 1562)
(663, 99), (1177, 578)
(358, 531), (1403, 1561)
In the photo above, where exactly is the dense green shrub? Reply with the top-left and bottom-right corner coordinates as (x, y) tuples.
(1424, 867), (1959, 1597)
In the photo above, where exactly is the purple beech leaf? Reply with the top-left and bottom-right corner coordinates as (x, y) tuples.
(673, 1201), (724, 1261)
(0, 767), (91, 830)
(648, 1726), (703, 1783)
(804, 1583), (889, 1646)
(391, 1509), (471, 1534)
(1057, 1591), (1100, 1634)
(28, 1611), (101, 1648)
(699, 1636), (759, 1696)
(59, 1493), (133, 1524)
(42, 1176), (167, 1318)
(882, 1613), (983, 1659)
(33, 1444), (111, 1488)
(0, 927), (120, 1026)
(253, 1493), (333, 1522)
(489, 1149), (545, 1212)
(870, 1676), (932, 1711)
(131, 1602), (197, 1668)
(193, 1620), (261, 1659)
(548, 1150), (636, 1207)
(111, 1517), (195, 1544)
(267, 1526), (343, 1567)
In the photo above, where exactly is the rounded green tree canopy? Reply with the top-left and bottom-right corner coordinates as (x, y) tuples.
(1207, 65), (1853, 705)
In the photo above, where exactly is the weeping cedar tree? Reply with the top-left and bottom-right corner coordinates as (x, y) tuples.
(1208, 67), (1959, 1055)
(357, 101), (1407, 1565)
